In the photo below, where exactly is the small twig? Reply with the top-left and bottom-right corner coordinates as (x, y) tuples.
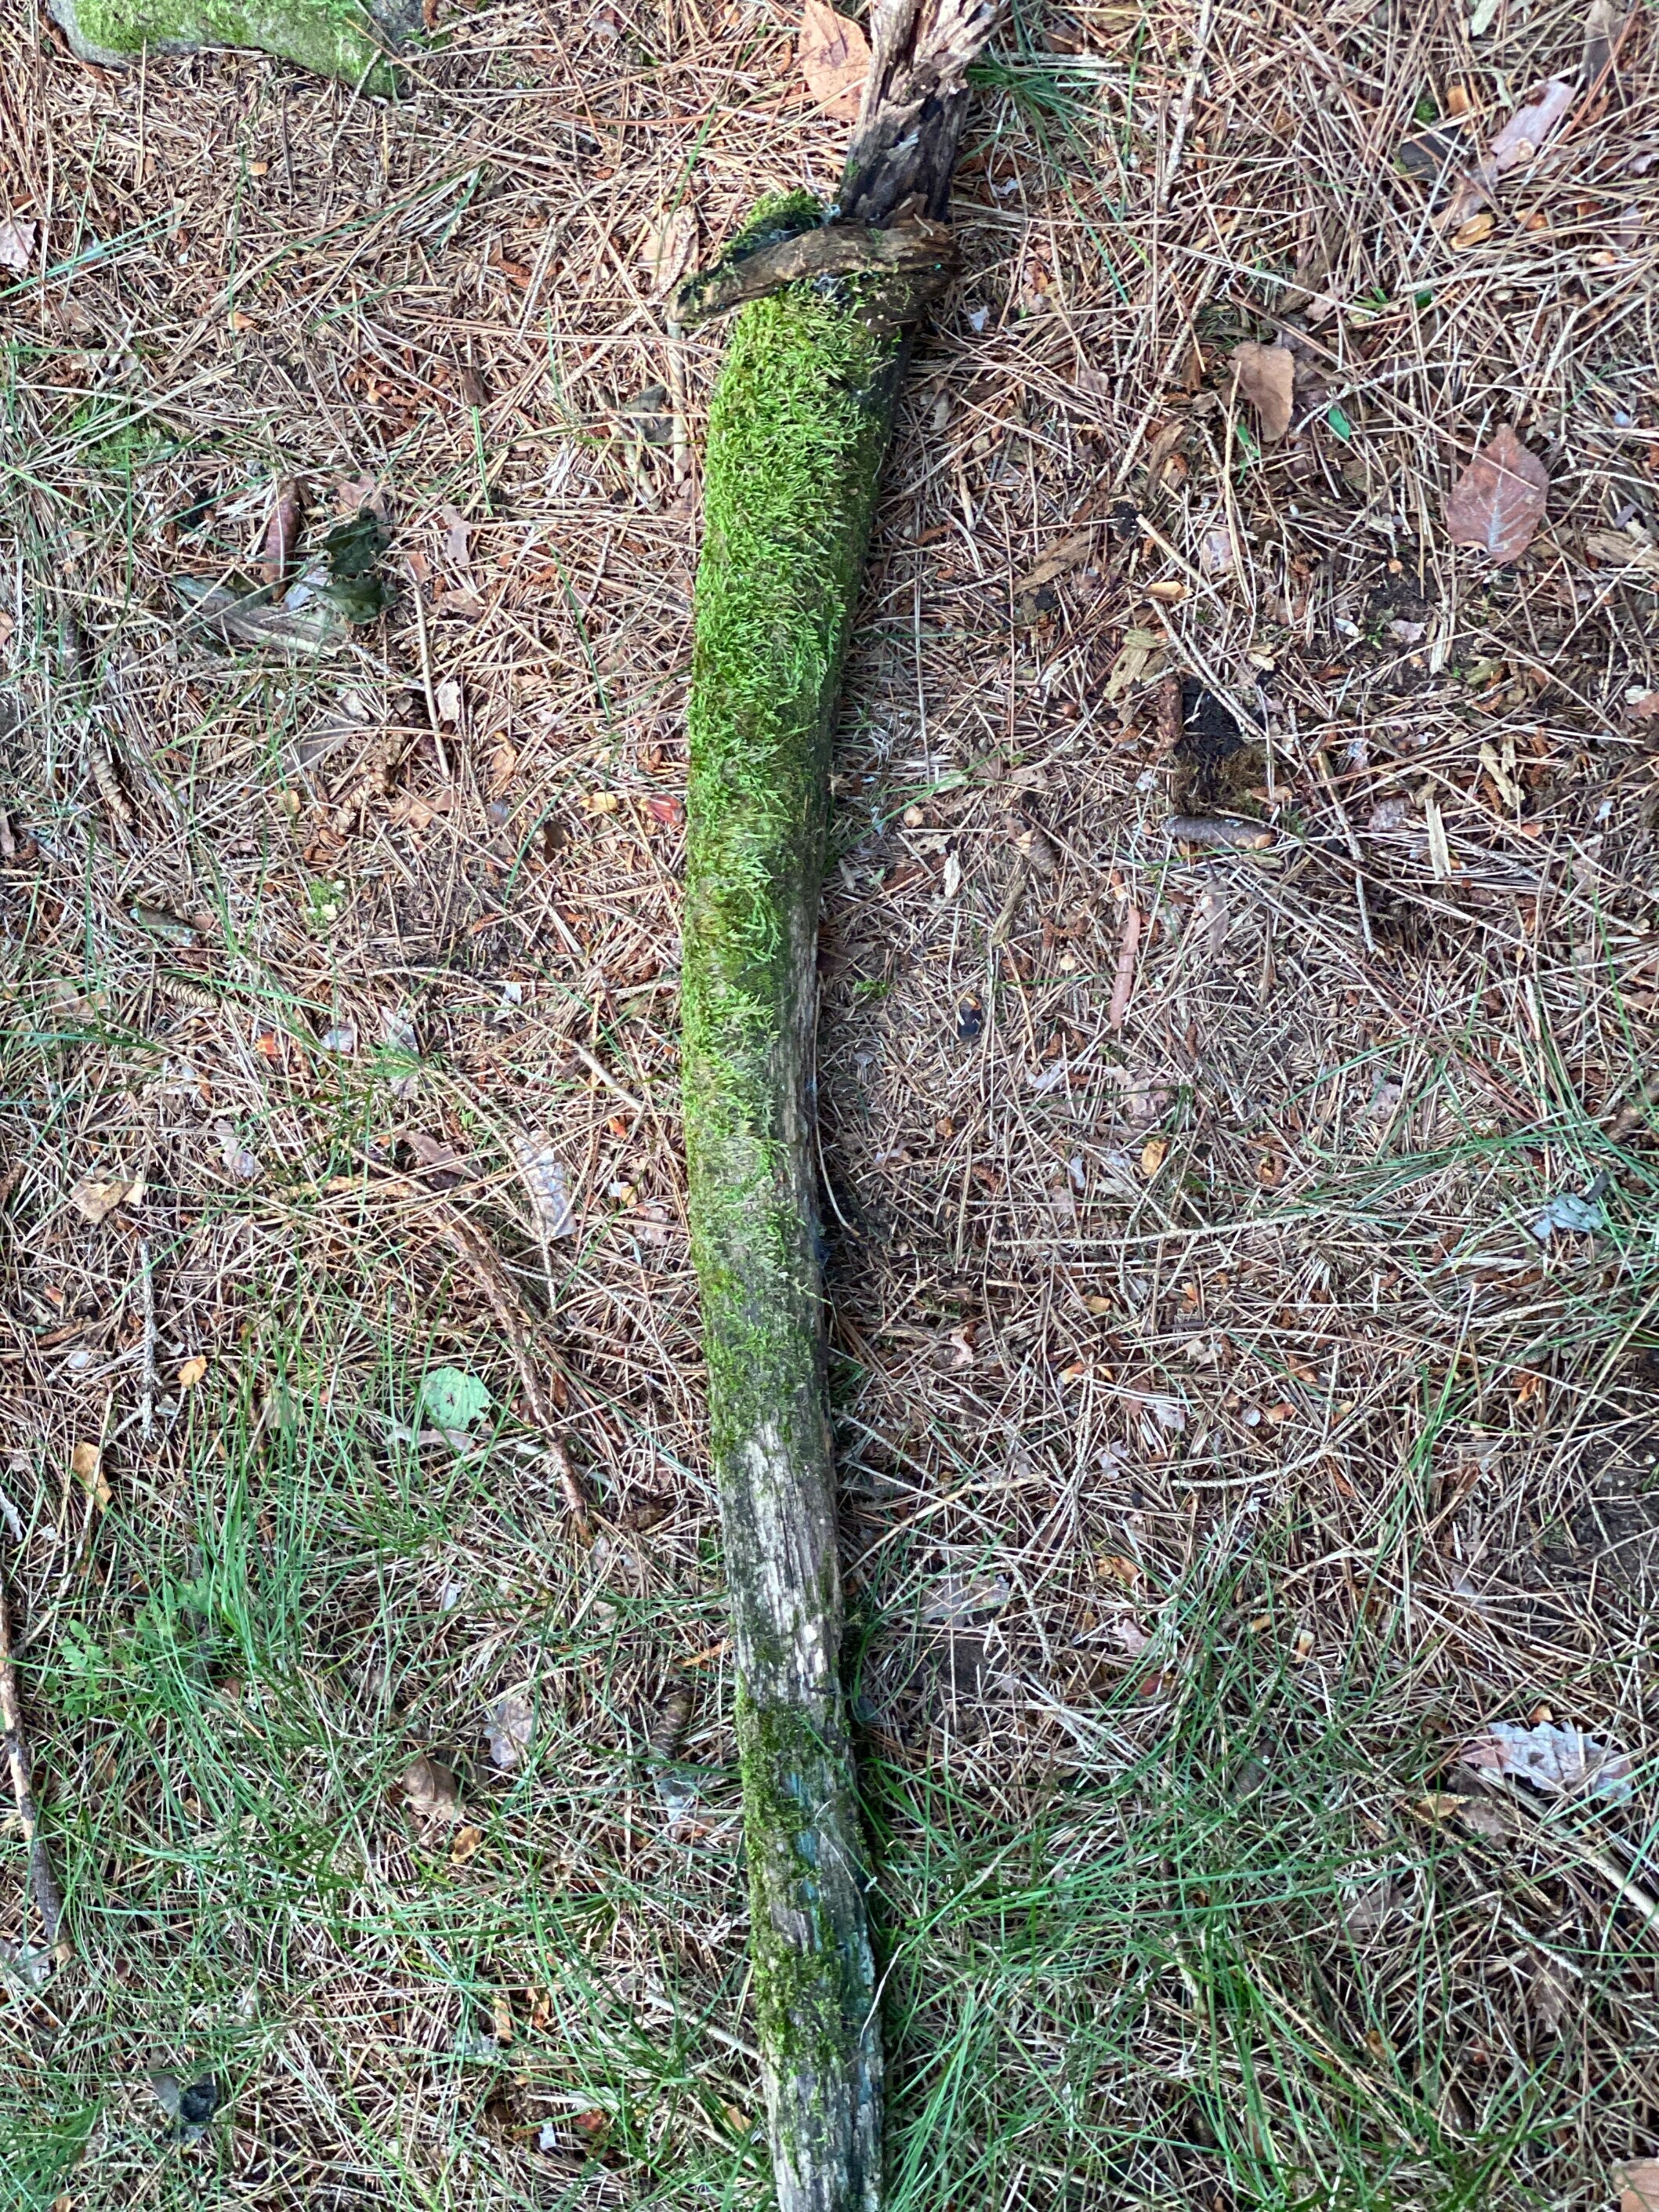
(566, 1037), (646, 1116)
(1310, 748), (1374, 952)
(0, 1555), (68, 1966)
(1166, 815), (1276, 850)
(1107, 902), (1142, 1031)
(406, 566), (451, 780)
(1157, 0), (1219, 212)
(137, 1238), (158, 1445)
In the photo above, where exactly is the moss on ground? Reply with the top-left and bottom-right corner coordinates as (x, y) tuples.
(50, 0), (403, 90)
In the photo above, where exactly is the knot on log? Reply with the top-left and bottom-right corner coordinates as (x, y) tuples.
(674, 218), (959, 334)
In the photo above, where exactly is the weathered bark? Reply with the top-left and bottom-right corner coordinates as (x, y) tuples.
(46, 0), (419, 90)
(679, 7), (1002, 2207)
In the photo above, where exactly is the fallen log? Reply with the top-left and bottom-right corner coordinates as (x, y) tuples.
(46, 0), (418, 90)
(678, 5), (1002, 2206)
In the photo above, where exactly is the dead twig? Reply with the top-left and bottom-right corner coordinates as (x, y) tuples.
(0, 1554), (69, 1969)
(1166, 815), (1276, 850)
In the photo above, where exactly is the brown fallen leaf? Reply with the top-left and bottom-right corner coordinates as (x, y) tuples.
(438, 503), (473, 573)
(1443, 426), (1549, 564)
(1012, 527), (1097, 599)
(1617, 2159), (1659, 2212)
(0, 215), (39, 274)
(71, 1173), (143, 1224)
(1629, 691), (1659, 719)
(70, 1441), (110, 1510)
(1487, 77), (1575, 175)
(258, 478), (305, 589)
(1451, 210), (1495, 248)
(511, 1130), (577, 1240)
(1230, 341), (1295, 444)
(645, 203), (698, 298)
(799, 0), (870, 121)
(403, 1753), (462, 1822)
(484, 1691), (534, 1770)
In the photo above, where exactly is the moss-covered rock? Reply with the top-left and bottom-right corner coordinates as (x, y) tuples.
(46, 0), (422, 92)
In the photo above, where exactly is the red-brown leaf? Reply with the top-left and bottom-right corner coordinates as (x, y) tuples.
(799, 0), (870, 121)
(1443, 426), (1549, 564)
(259, 478), (306, 588)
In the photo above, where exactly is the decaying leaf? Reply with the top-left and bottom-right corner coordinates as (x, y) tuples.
(70, 1441), (110, 1509)
(403, 1753), (462, 1822)
(418, 1367), (491, 1434)
(215, 1120), (263, 1182)
(258, 478), (305, 588)
(799, 0), (870, 121)
(1013, 527), (1096, 599)
(71, 1172), (143, 1224)
(1461, 1718), (1633, 1801)
(1451, 210), (1495, 248)
(1230, 341), (1296, 444)
(1528, 1959), (1573, 2033)
(1443, 426), (1549, 564)
(1103, 629), (1163, 702)
(0, 216), (39, 274)
(1584, 0), (1625, 85)
(484, 1691), (535, 1770)
(1487, 77), (1575, 175)
(645, 203), (698, 297)
(1617, 2159), (1659, 2212)
(511, 1130), (578, 1240)
(438, 503), (473, 572)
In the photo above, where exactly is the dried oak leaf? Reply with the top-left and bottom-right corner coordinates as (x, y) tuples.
(70, 1441), (111, 1510)
(1443, 426), (1549, 564)
(484, 1691), (534, 1770)
(1617, 2160), (1659, 2212)
(1230, 341), (1295, 444)
(799, 0), (870, 121)
(403, 1753), (462, 1822)
(71, 1173), (143, 1224)
(0, 216), (39, 274)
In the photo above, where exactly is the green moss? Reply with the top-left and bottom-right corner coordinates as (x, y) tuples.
(681, 242), (899, 2207)
(737, 1692), (880, 2120)
(52, 0), (400, 91)
(682, 277), (900, 1510)
(71, 396), (173, 471)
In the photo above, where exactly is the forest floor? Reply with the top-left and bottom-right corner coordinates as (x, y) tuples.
(2, 0), (1659, 2206)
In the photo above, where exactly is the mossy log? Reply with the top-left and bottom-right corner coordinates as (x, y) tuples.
(680, 5), (1001, 2207)
(46, 0), (419, 89)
